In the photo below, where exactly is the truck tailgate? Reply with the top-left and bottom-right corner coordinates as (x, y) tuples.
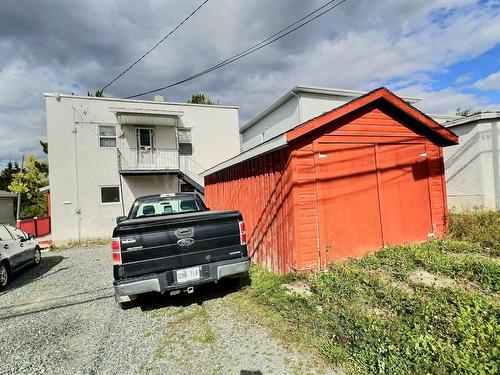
(114, 211), (245, 279)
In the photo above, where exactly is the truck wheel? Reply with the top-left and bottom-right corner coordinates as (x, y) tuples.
(0, 262), (9, 290)
(33, 247), (41, 266)
(119, 301), (135, 310)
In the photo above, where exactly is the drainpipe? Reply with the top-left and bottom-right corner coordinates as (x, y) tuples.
(492, 121), (500, 210)
(72, 107), (81, 242)
(16, 153), (25, 221)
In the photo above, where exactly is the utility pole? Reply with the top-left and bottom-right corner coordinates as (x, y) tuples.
(16, 153), (25, 221)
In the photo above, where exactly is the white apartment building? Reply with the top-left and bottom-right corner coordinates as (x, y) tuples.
(44, 94), (239, 244)
(239, 85), (422, 152)
(443, 112), (500, 211)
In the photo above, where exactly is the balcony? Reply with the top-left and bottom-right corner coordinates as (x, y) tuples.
(117, 148), (205, 191)
(117, 148), (179, 173)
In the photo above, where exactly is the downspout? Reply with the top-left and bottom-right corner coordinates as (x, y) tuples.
(492, 121), (500, 210)
(72, 107), (81, 242)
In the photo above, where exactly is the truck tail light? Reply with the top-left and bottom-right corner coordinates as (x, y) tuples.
(111, 237), (122, 265)
(239, 221), (247, 245)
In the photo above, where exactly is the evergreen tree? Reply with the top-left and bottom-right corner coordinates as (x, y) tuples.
(187, 93), (217, 105)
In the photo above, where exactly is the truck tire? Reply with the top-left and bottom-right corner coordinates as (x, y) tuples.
(119, 301), (135, 310)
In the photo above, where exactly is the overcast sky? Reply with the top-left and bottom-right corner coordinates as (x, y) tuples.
(0, 0), (499, 167)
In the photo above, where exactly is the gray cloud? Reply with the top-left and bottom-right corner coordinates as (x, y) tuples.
(0, 0), (499, 167)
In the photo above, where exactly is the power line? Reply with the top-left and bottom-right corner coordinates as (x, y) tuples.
(101, 0), (210, 92)
(125, 0), (350, 99)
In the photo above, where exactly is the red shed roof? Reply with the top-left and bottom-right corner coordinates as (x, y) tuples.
(286, 87), (459, 145)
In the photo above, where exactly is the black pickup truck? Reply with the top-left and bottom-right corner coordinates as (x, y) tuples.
(112, 193), (249, 308)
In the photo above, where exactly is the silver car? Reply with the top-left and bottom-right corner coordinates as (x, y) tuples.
(0, 224), (41, 290)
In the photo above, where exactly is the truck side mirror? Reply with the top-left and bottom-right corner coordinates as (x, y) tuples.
(116, 216), (128, 224)
(27, 233), (36, 240)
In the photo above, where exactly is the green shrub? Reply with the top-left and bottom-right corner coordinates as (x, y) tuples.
(449, 211), (500, 256)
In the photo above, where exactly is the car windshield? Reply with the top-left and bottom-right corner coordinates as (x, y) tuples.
(130, 194), (206, 219)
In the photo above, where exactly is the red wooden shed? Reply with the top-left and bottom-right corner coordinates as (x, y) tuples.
(204, 88), (458, 273)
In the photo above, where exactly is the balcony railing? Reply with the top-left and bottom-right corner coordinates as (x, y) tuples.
(117, 148), (179, 171)
(117, 148), (205, 188)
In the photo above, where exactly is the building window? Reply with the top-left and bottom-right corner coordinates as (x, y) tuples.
(100, 186), (120, 204)
(178, 128), (192, 155)
(99, 126), (117, 147)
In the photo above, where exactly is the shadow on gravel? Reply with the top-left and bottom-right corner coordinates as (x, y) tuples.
(0, 255), (65, 295)
(138, 278), (250, 312)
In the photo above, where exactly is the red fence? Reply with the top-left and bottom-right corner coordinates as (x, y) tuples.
(17, 216), (51, 237)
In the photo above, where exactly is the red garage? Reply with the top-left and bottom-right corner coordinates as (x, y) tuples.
(204, 88), (458, 273)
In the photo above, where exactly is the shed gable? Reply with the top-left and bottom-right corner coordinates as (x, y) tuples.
(316, 102), (428, 140)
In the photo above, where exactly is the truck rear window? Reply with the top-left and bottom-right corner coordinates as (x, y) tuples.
(130, 195), (206, 218)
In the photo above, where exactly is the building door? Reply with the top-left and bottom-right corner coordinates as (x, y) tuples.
(136, 128), (154, 169)
(314, 142), (383, 265)
(376, 144), (433, 245)
(314, 141), (433, 266)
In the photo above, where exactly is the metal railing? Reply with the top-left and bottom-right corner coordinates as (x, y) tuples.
(117, 148), (179, 171)
(117, 148), (205, 188)
(179, 156), (205, 187)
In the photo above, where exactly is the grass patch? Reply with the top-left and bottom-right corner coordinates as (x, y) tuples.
(196, 327), (216, 344)
(51, 238), (110, 250)
(449, 211), (500, 256)
(244, 239), (500, 374)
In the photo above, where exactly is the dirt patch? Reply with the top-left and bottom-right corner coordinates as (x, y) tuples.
(408, 269), (456, 288)
(282, 281), (313, 298)
(364, 268), (414, 294)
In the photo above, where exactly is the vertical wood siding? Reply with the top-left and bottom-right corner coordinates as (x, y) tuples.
(205, 148), (296, 273)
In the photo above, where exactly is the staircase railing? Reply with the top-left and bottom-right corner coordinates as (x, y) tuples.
(179, 156), (205, 188)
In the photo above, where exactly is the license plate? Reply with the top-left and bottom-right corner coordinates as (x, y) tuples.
(176, 266), (201, 283)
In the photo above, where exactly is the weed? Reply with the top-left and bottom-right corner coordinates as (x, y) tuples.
(244, 239), (500, 374)
(448, 211), (500, 256)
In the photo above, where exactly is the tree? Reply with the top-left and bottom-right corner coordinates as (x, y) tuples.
(40, 140), (48, 154)
(456, 106), (481, 117)
(0, 161), (20, 191)
(87, 89), (105, 97)
(8, 155), (49, 218)
(187, 93), (218, 105)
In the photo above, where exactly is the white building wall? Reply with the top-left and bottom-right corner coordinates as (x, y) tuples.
(241, 92), (356, 151)
(444, 119), (500, 211)
(299, 92), (351, 122)
(241, 96), (300, 151)
(45, 95), (239, 244)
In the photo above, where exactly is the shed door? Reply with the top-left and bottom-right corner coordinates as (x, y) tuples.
(314, 142), (433, 265)
(314, 143), (383, 265)
(377, 144), (433, 245)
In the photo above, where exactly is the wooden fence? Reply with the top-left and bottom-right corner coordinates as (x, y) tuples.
(16, 216), (51, 237)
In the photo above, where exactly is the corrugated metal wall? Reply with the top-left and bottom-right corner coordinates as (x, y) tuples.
(205, 148), (296, 273)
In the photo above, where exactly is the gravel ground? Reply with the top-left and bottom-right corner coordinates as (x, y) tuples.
(0, 246), (337, 375)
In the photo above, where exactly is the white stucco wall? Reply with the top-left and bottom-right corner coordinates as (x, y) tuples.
(444, 117), (500, 211)
(45, 95), (240, 244)
(241, 95), (300, 151)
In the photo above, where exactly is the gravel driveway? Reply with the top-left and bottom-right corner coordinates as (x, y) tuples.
(0, 246), (336, 375)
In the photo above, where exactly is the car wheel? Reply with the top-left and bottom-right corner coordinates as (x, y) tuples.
(33, 247), (41, 266)
(0, 262), (9, 290)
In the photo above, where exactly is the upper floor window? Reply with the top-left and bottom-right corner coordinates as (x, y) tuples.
(178, 128), (192, 156)
(99, 126), (117, 148)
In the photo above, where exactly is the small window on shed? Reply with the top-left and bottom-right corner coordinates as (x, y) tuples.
(178, 128), (192, 156)
(101, 186), (120, 204)
(99, 126), (117, 147)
